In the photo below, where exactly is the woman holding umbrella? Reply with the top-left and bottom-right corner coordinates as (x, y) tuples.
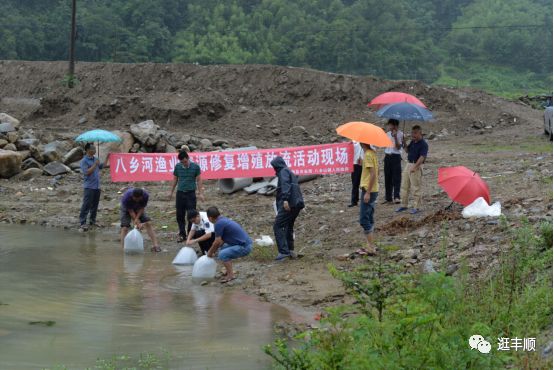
(336, 121), (393, 255)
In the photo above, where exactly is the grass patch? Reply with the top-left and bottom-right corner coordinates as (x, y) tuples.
(249, 244), (275, 262)
(469, 138), (553, 154)
(265, 220), (553, 369)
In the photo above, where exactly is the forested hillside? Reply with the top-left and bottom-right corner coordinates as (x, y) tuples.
(1, 0), (551, 95)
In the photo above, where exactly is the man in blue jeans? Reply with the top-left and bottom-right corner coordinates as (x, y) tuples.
(206, 207), (252, 283)
(78, 143), (103, 231)
(206, 206), (252, 283)
(359, 143), (379, 255)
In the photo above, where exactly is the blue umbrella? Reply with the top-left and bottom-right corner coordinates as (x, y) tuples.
(376, 102), (433, 122)
(75, 129), (122, 160)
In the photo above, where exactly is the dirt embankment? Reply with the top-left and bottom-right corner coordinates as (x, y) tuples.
(0, 61), (551, 315)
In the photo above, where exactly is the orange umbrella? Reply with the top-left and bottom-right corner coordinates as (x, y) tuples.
(336, 121), (393, 147)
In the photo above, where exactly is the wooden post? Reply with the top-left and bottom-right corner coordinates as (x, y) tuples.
(68, 0), (77, 87)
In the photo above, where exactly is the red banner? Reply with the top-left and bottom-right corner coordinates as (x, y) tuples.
(109, 142), (354, 182)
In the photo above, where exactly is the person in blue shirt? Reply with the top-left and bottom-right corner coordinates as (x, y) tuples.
(206, 206), (252, 283)
(396, 125), (429, 214)
(78, 143), (103, 231)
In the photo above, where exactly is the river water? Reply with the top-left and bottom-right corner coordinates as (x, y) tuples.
(0, 225), (297, 369)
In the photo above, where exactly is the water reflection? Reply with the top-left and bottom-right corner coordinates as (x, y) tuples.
(0, 225), (298, 369)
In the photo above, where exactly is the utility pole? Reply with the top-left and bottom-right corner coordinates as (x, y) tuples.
(68, 0), (77, 87)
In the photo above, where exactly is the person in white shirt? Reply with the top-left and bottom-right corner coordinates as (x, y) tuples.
(349, 141), (365, 207)
(186, 210), (215, 255)
(383, 119), (404, 204)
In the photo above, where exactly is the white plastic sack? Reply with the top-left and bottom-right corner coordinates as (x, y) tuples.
(255, 235), (274, 247)
(172, 246), (198, 265)
(192, 255), (217, 279)
(124, 228), (144, 253)
(462, 197), (502, 218)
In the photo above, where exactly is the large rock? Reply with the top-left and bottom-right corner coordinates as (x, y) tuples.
(68, 161), (82, 171)
(200, 138), (212, 150)
(0, 122), (16, 133)
(16, 150), (31, 161)
(130, 120), (160, 146)
(29, 145), (44, 163)
(0, 149), (22, 178)
(22, 157), (43, 170)
(43, 161), (71, 176)
(3, 143), (16, 151)
(42, 140), (72, 163)
(62, 147), (84, 165)
(6, 131), (18, 143)
(0, 113), (20, 130)
(0, 139), (7, 148)
(12, 168), (43, 181)
(98, 130), (134, 165)
(16, 138), (39, 151)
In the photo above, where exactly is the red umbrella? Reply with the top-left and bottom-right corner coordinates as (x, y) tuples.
(438, 166), (491, 206)
(368, 92), (427, 109)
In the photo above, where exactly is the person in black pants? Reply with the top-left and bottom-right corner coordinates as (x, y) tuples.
(383, 119), (404, 204)
(349, 141), (364, 207)
(271, 156), (305, 260)
(169, 150), (204, 242)
(186, 210), (216, 255)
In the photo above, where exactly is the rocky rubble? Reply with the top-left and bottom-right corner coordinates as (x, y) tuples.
(0, 114), (240, 180)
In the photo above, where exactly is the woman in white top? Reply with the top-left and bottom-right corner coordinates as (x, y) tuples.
(383, 119), (404, 204)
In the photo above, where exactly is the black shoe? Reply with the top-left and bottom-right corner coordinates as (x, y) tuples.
(348, 203), (358, 208)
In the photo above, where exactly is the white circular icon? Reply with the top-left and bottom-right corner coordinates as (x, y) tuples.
(469, 334), (491, 354)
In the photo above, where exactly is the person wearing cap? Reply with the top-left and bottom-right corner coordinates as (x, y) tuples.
(396, 125), (428, 214)
(186, 209), (215, 255)
(348, 141), (365, 207)
(383, 119), (404, 204)
(359, 143), (379, 254)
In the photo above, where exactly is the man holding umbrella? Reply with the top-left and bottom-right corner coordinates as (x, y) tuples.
(78, 143), (103, 231)
(75, 129), (122, 231)
(383, 119), (404, 204)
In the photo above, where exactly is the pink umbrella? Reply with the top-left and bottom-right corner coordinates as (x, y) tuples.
(368, 92), (427, 109)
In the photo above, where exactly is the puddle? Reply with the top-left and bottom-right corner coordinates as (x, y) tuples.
(0, 225), (299, 369)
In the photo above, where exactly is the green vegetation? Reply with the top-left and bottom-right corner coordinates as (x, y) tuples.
(265, 219), (553, 369)
(1, 0), (551, 96)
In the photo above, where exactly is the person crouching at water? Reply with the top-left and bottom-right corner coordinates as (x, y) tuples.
(120, 187), (161, 252)
(206, 207), (252, 283)
(359, 143), (379, 255)
(186, 209), (215, 255)
(79, 143), (103, 231)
